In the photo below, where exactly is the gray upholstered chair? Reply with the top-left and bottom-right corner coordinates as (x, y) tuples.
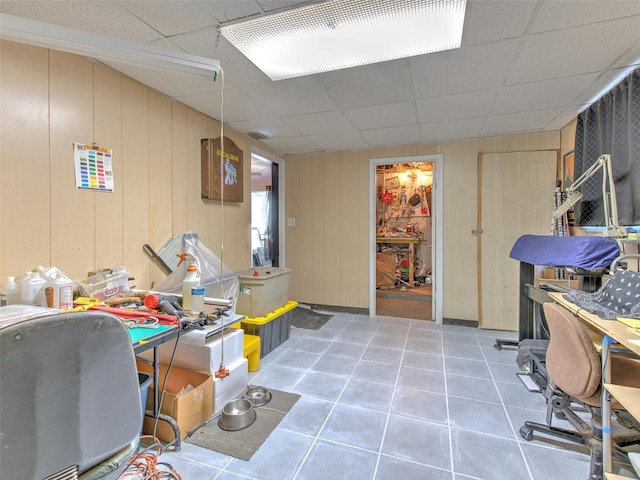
(520, 303), (640, 478)
(0, 310), (143, 480)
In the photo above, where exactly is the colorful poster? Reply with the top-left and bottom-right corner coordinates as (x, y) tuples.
(73, 143), (114, 192)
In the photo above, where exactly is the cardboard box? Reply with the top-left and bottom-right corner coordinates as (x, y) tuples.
(137, 362), (213, 442)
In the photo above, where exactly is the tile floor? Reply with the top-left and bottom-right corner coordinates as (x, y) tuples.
(158, 311), (639, 480)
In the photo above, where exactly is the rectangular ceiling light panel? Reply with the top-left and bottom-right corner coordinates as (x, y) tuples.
(220, 0), (466, 81)
(0, 13), (220, 79)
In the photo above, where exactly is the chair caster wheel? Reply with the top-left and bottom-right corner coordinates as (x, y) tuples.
(494, 343), (502, 350)
(554, 411), (567, 420)
(519, 426), (533, 441)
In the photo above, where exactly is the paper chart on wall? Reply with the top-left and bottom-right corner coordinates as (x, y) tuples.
(73, 142), (114, 192)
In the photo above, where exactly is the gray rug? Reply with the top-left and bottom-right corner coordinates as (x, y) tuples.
(185, 388), (300, 461)
(290, 307), (333, 330)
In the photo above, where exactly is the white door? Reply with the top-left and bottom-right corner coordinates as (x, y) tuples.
(479, 151), (557, 330)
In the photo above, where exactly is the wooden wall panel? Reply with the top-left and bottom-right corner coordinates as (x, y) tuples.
(323, 153), (341, 304)
(148, 90), (173, 286)
(285, 157), (301, 301)
(297, 157), (315, 302)
(0, 41), (50, 275)
(338, 151), (359, 305)
(171, 100), (188, 236)
(121, 77), (150, 289)
(357, 150), (371, 307)
(49, 50), (94, 278)
(93, 64), (124, 271)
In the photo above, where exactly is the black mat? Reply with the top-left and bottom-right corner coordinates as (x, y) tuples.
(185, 388), (300, 461)
(290, 307), (333, 330)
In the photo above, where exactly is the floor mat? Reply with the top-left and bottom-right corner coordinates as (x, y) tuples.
(289, 307), (333, 330)
(185, 388), (300, 461)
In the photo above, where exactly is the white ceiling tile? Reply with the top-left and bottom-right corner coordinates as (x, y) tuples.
(612, 41), (640, 69)
(530, 0), (640, 34)
(309, 131), (369, 151)
(316, 59), (414, 109)
(462, 0), (536, 45)
(281, 111), (355, 136)
(491, 74), (599, 115)
(481, 108), (566, 136)
(410, 39), (521, 98)
(417, 89), (497, 123)
(361, 125), (421, 147)
(176, 88), (270, 123)
(506, 16), (640, 85)
(571, 67), (636, 105)
(420, 117), (484, 143)
(120, 1), (221, 37)
(0, 1), (163, 43)
(261, 136), (323, 154)
(227, 117), (300, 139)
(241, 77), (337, 116)
(344, 102), (417, 130)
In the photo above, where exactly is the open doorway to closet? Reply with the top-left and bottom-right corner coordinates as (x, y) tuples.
(251, 153), (280, 267)
(370, 154), (443, 323)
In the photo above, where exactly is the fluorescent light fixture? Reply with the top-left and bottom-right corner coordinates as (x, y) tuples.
(220, 0), (467, 81)
(0, 13), (220, 79)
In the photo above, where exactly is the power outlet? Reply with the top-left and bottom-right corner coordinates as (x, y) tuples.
(287, 218), (296, 227)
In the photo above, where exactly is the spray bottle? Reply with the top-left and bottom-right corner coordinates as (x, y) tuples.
(177, 253), (200, 312)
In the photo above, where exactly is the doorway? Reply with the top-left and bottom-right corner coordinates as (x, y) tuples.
(370, 154), (443, 324)
(250, 149), (285, 268)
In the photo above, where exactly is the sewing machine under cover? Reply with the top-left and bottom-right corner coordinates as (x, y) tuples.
(0, 311), (142, 480)
(509, 234), (620, 270)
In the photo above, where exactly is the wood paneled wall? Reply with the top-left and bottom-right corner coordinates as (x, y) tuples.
(0, 40), (258, 289)
(1, 39), (571, 323)
(286, 132), (561, 322)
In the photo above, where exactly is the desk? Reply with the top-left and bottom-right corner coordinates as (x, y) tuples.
(129, 310), (243, 451)
(376, 237), (420, 284)
(549, 292), (640, 476)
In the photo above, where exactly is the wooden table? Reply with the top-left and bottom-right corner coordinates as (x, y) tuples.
(549, 292), (640, 476)
(376, 237), (420, 284)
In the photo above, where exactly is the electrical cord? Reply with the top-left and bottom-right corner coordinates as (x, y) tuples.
(120, 436), (183, 479)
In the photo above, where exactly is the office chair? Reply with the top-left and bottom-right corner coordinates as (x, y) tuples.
(520, 303), (640, 479)
(0, 310), (143, 480)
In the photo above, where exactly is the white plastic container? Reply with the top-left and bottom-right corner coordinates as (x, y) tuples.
(45, 273), (74, 310)
(235, 267), (291, 317)
(22, 272), (47, 306)
(1, 276), (20, 306)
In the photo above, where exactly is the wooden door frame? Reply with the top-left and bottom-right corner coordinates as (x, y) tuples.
(369, 154), (444, 324)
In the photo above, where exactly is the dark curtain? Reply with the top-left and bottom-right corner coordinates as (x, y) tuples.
(574, 67), (640, 226)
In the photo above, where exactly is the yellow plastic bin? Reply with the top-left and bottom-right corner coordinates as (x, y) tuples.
(240, 301), (297, 358)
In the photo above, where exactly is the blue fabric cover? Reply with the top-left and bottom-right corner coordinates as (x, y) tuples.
(509, 234), (620, 270)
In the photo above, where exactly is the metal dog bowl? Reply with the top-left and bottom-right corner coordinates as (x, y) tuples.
(244, 386), (272, 407)
(218, 398), (256, 431)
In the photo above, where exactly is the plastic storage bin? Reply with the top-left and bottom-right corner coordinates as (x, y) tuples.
(138, 372), (152, 434)
(240, 301), (297, 357)
(235, 267), (291, 317)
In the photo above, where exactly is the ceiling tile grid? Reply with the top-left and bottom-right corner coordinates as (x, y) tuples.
(2, 0), (640, 154)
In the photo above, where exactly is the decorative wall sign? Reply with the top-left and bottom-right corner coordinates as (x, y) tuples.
(201, 137), (244, 202)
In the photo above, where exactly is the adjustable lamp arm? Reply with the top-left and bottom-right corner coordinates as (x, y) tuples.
(552, 154), (626, 239)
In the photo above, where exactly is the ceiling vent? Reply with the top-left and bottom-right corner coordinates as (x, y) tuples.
(247, 131), (270, 140)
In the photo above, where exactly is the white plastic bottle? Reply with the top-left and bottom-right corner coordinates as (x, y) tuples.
(45, 273), (74, 310)
(16, 272), (32, 305)
(182, 263), (200, 312)
(1, 276), (20, 306)
(23, 272), (47, 306)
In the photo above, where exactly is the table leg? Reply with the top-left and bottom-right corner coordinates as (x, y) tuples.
(601, 335), (614, 473)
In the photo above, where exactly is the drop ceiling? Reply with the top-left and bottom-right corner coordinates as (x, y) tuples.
(1, 0), (639, 155)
